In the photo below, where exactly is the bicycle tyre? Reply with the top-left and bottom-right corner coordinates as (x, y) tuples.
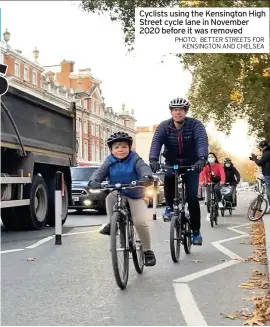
(170, 214), (181, 263)
(247, 197), (268, 221)
(183, 218), (192, 254)
(210, 206), (214, 228)
(111, 211), (129, 290)
(132, 238), (144, 274)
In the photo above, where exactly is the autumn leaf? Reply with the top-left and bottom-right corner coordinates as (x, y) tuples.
(244, 316), (265, 326)
(220, 312), (238, 320)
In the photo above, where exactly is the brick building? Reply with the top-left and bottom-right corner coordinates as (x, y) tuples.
(0, 29), (136, 166)
(50, 61), (136, 165)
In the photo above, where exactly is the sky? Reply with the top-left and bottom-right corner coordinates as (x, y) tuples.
(0, 0), (256, 157)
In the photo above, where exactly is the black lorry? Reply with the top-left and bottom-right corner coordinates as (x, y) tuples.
(1, 85), (77, 230)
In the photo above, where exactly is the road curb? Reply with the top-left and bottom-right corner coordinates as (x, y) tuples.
(263, 216), (270, 279)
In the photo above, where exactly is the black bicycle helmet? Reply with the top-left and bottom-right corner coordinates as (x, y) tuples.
(107, 132), (133, 148)
(258, 140), (269, 148)
(224, 158), (232, 163)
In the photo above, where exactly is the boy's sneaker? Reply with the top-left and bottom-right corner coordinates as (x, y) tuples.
(144, 250), (156, 266)
(99, 223), (111, 235)
(192, 231), (203, 245)
(218, 202), (224, 208)
(162, 206), (172, 222)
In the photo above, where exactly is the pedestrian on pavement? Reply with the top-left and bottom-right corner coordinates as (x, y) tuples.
(88, 132), (156, 267)
(199, 152), (226, 221)
(250, 140), (270, 212)
(149, 97), (208, 246)
(223, 158), (241, 206)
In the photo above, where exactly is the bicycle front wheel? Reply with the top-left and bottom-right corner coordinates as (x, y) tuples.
(247, 196), (268, 221)
(170, 214), (181, 263)
(111, 212), (129, 290)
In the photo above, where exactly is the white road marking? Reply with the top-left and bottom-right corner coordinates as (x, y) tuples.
(1, 248), (25, 254)
(62, 230), (99, 236)
(173, 283), (207, 326)
(174, 260), (239, 283)
(212, 243), (243, 260)
(173, 221), (251, 325)
(25, 236), (54, 249)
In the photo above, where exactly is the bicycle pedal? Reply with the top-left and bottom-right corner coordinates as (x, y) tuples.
(163, 217), (171, 222)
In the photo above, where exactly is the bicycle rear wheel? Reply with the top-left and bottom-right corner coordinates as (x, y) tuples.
(247, 197), (268, 221)
(111, 212), (129, 290)
(170, 214), (181, 263)
(183, 218), (192, 254)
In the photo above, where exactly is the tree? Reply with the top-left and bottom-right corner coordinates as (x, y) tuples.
(81, 0), (270, 138)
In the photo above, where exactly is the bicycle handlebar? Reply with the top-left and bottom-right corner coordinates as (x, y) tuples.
(100, 175), (153, 190)
(159, 164), (194, 172)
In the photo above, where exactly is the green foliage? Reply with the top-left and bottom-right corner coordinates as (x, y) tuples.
(80, 0), (270, 138)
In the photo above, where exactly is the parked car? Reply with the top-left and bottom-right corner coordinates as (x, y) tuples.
(69, 166), (108, 214)
(145, 176), (166, 207)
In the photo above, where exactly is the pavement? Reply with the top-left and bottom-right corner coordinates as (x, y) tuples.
(1, 190), (269, 326)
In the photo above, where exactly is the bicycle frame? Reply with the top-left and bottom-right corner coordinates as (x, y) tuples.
(101, 181), (147, 249)
(161, 164), (193, 219)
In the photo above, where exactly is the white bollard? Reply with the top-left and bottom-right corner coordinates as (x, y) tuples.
(55, 171), (63, 245)
(152, 178), (158, 220)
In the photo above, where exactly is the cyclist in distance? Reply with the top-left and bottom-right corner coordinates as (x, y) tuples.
(250, 140), (270, 211)
(223, 158), (240, 206)
(199, 152), (226, 221)
(149, 97), (208, 246)
(88, 132), (156, 267)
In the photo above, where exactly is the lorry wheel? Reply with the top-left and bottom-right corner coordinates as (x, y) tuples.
(25, 175), (49, 229)
(2, 176), (49, 230)
(47, 178), (68, 227)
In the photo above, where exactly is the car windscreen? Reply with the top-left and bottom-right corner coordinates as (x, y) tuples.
(71, 167), (98, 181)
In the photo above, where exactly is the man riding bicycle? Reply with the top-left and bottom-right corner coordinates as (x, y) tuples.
(223, 158), (240, 206)
(149, 97), (208, 245)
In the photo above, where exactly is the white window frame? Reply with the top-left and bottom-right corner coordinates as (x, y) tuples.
(83, 120), (88, 134)
(84, 140), (89, 161)
(15, 62), (20, 77)
(32, 71), (37, 85)
(24, 66), (29, 81)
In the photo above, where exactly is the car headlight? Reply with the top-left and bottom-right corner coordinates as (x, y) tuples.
(89, 189), (101, 194)
(84, 199), (92, 206)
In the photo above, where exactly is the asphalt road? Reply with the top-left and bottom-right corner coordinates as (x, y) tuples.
(1, 190), (268, 326)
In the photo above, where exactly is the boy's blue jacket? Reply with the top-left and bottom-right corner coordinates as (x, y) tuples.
(89, 151), (153, 199)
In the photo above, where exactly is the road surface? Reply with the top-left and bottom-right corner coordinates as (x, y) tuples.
(1, 190), (267, 326)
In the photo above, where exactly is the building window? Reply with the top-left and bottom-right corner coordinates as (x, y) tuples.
(84, 99), (88, 110)
(84, 140), (89, 161)
(96, 144), (100, 162)
(24, 67), (29, 81)
(83, 120), (88, 134)
(92, 141), (96, 162)
(15, 62), (20, 77)
(96, 124), (99, 137)
(32, 71), (37, 85)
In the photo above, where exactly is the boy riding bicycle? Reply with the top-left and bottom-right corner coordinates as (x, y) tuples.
(88, 132), (156, 267)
